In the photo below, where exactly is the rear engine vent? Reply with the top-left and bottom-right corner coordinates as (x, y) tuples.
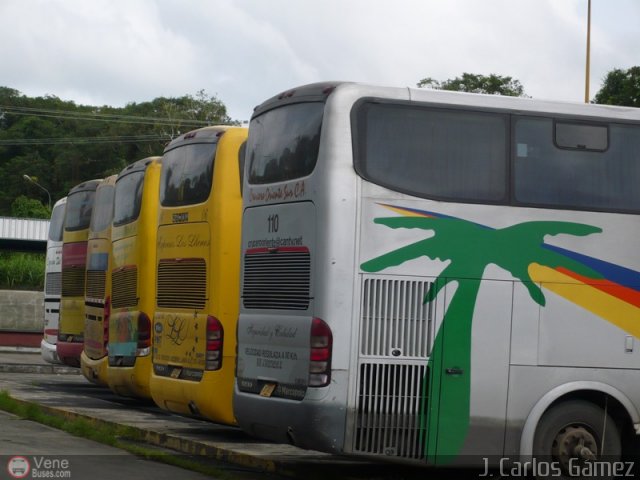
(112, 266), (138, 309)
(157, 258), (207, 310)
(243, 247), (311, 310)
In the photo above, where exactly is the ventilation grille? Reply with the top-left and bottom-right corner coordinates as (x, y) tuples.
(354, 362), (428, 459)
(157, 258), (206, 310)
(85, 270), (106, 299)
(361, 277), (434, 357)
(45, 272), (62, 296)
(62, 266), (85, 297)
(243, 248), (311, 310)
(112, 266), (137, 309)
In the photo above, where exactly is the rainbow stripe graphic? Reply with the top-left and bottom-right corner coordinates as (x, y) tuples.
(377, 203), (640, 338)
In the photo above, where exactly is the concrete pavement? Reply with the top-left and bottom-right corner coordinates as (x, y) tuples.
(0, 410), (216, 480)
(0, 352), (434, 480)
(0, 348), (79, 374)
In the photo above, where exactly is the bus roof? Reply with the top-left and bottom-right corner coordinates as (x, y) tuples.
(163, 125), (233, 154)
(68, 179), (102, 195)
(252, 81), (640, 123)
(118, 156), (161, 178)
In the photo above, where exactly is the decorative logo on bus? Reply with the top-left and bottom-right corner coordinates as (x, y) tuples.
(248, 180), (306, 204)
(361, 202), (640, 458)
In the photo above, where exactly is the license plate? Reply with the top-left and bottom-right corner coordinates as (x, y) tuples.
(170, 368), (182, 379)
(260, 383), (276, 397)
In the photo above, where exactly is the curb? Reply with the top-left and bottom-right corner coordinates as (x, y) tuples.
(0, 346), (41, 353)
(4, 397), (394, 480)
(0, 364), (80, 375)
(9, 397), (283, 477)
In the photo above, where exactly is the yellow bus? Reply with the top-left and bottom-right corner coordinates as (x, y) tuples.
(81, 175), (117, 385)
(57, 179), (101, 367)
(150, 126), (246, 424)
(107, 157), (161, 398)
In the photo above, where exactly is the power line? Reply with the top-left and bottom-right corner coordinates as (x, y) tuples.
(0, 134), (171, 146)
(0, 104), (213, 127)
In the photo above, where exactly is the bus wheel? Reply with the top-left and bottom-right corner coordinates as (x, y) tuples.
(532, 400), (621, 478)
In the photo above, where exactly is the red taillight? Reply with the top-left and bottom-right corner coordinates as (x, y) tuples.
(309, 318), (332, 387)
(136, 312), (151, 355)
(206, 316), (223, 371)
(103, 297), (110, 350)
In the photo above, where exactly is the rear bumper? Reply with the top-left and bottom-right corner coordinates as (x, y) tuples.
(149, 363), (236, 425)
(80, 351), (109, 386)
(233, 370), (348, 453)
(107, 355), (152, 399)
(40, 339), (61, 365)
(56, 341), (83, 367)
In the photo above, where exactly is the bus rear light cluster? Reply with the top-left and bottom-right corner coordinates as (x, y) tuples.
(206, 316), (223, 371)
(309, 317), (332, 387)
(136, 312), (151, 356)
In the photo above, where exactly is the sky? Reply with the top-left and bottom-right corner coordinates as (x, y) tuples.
(1, 0), (639, 123)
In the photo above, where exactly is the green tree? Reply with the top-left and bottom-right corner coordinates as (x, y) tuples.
(417, 73), (526, 96)
(593, 66), (640, 107)
(11, 195), (50, 219)
(0, 87), (235, 215)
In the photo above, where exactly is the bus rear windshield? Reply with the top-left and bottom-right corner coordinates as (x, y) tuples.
(49, 202), (66, 241)
(114, 171), (144, 226)
(160, 143), (216, 206)
(247, 102), (323, 184)
(90, 185), (115, 233)
(65, 191), (95, 231)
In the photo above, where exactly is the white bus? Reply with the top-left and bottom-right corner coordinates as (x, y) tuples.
(41, 196), (67, 364)
(235, 82), (640, 472)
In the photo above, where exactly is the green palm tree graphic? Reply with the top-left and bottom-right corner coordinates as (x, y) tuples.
(361, 213), (602, 460)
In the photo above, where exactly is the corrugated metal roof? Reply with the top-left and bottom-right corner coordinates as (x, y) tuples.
(0, 217), (49, 242)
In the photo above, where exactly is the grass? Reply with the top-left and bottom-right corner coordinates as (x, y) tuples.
(0, 390), (233, 478)
(0, 252), (45, 290)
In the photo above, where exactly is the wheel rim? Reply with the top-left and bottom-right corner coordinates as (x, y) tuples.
(551, 424), (598, 472)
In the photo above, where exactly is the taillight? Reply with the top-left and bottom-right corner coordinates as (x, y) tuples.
(206, 316), (223, 371)
(136, 312), (151, 356)
(309, 318), (332, 387)
(103, 297), (110, 351)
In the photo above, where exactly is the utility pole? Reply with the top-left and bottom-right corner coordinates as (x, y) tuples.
(585, 0), (592, 103)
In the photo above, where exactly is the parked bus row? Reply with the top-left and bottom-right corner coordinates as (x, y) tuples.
(41, 82), (640, 477)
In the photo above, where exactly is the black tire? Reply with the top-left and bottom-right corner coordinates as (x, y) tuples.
(533, 399), (621, 479)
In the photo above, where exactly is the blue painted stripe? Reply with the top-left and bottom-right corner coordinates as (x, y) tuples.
(543, 244), (640, 291)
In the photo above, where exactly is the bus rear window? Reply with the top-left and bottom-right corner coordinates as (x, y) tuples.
(65, 191), (95, 231)
(90, 185), (115, 232)
(160, 143), (216, 207)
(114, 171), (144, 226)
(49, 202), (66, 241)
(247, 102), (323, 184)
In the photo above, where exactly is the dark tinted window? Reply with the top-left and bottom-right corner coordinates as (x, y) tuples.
(515, 117), (640, 211)
(160, 143), (216, 206)
(238, 141), (246, 193)
(65, 190), (95, 231)
(555, 122), (608, 151)
(248, 102), (323, 184)
(114, 171), (144, 226)
(90, 185), (115, 232)
(48, 202), (66, 241)
(355, 102), (507, 202)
